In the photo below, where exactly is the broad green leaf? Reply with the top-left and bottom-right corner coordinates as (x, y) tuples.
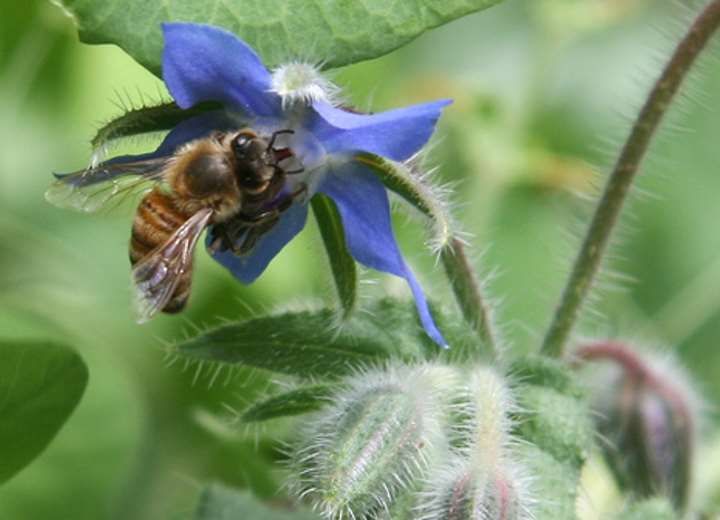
(196, 483), (319, 520)
(241, 385), (336, 422)
(511, 356), (594, 519)
(0, 340), (88, 484)
(58, 0), (504, 74)
(175, 299), (431, 378)
(311, 195), (357, 320)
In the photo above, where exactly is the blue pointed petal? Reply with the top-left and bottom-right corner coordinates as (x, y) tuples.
(162, 23), (281, 117)
(307, 99), (452, 162)
(207, 203), (309, 284)
(318, 161), (447, 347)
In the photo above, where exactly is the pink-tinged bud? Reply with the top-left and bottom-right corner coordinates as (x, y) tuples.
(416, 455), (532, 520)
(575, 341), (699, 511)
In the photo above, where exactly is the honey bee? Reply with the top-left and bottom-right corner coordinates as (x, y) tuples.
(47, 128), (306, 322)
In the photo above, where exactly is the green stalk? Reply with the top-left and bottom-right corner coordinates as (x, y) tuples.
(440, 237), (497, 352)
(541, 0), (720, 357)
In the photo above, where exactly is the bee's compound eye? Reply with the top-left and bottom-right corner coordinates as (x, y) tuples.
(232, 134), (253, 158)
(184, 154), (232, 197)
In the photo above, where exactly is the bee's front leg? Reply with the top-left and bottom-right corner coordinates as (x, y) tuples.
(207, 224), (236, 254)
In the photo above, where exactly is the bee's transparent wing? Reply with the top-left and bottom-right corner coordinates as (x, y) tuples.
(132, 208), (213, 323)
(45, 157), (170, 213)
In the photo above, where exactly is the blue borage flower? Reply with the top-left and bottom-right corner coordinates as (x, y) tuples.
(116, 23), (451, 346)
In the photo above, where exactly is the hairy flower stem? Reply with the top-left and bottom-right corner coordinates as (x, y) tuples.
(541, 0), (720, 358)
(441, 238), (498, 356)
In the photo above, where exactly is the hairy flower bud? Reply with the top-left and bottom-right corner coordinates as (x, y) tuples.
(289, 363), (459, 519)
(576, 341), (699, 511)
(417, 456), (532, 520)
(417, 367), (533, 520)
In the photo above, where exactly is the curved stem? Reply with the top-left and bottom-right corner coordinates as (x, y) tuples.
(541, 0), (720, 357)
(441, 237), (498, 354)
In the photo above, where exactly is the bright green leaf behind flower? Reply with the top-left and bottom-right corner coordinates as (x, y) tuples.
(0, 340), (88, 484)
(57, 0), (504, 74)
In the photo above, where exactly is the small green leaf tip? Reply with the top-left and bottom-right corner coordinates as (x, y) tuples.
(576, 341), (699, 513)
(288, 363), (460, 519)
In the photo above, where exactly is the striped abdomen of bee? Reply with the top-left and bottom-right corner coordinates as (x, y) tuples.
(130, 187), (197, 313)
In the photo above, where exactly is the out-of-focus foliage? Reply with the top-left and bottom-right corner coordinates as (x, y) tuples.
(617, 498), (675, 520)
(0, 340), (87, 484)
(3, 0), (720, 518)
(194, 484), (320, 520)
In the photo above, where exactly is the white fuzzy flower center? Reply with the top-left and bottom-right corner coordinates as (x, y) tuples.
(270, 62), (338, 107)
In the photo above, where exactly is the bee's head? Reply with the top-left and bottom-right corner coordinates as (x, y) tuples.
(231, 130), (274, 190)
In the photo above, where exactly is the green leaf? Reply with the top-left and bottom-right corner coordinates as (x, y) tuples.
(311, 195), (357, 320)
(175, 299), (430, 378)
(241, 385), (335, 422)
(195, 483), (319, 520)
(0, 340), (88, 484)
(59, 0), (504, 74)
(510, 356), (594, 519)
(90, 101), (221, 151)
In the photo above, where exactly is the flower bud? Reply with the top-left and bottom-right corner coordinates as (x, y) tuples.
(417, 456), (532, 520)
(289, 363), (459, 519)
(417, 367), (533, 520)
(576, 341), (698, 511)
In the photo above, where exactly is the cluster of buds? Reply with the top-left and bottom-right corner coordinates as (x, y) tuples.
(289, 363), (533, 519)
(575, 341), (699, 512)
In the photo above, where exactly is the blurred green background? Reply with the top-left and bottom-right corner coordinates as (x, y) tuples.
(2, 0), (720, 518)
